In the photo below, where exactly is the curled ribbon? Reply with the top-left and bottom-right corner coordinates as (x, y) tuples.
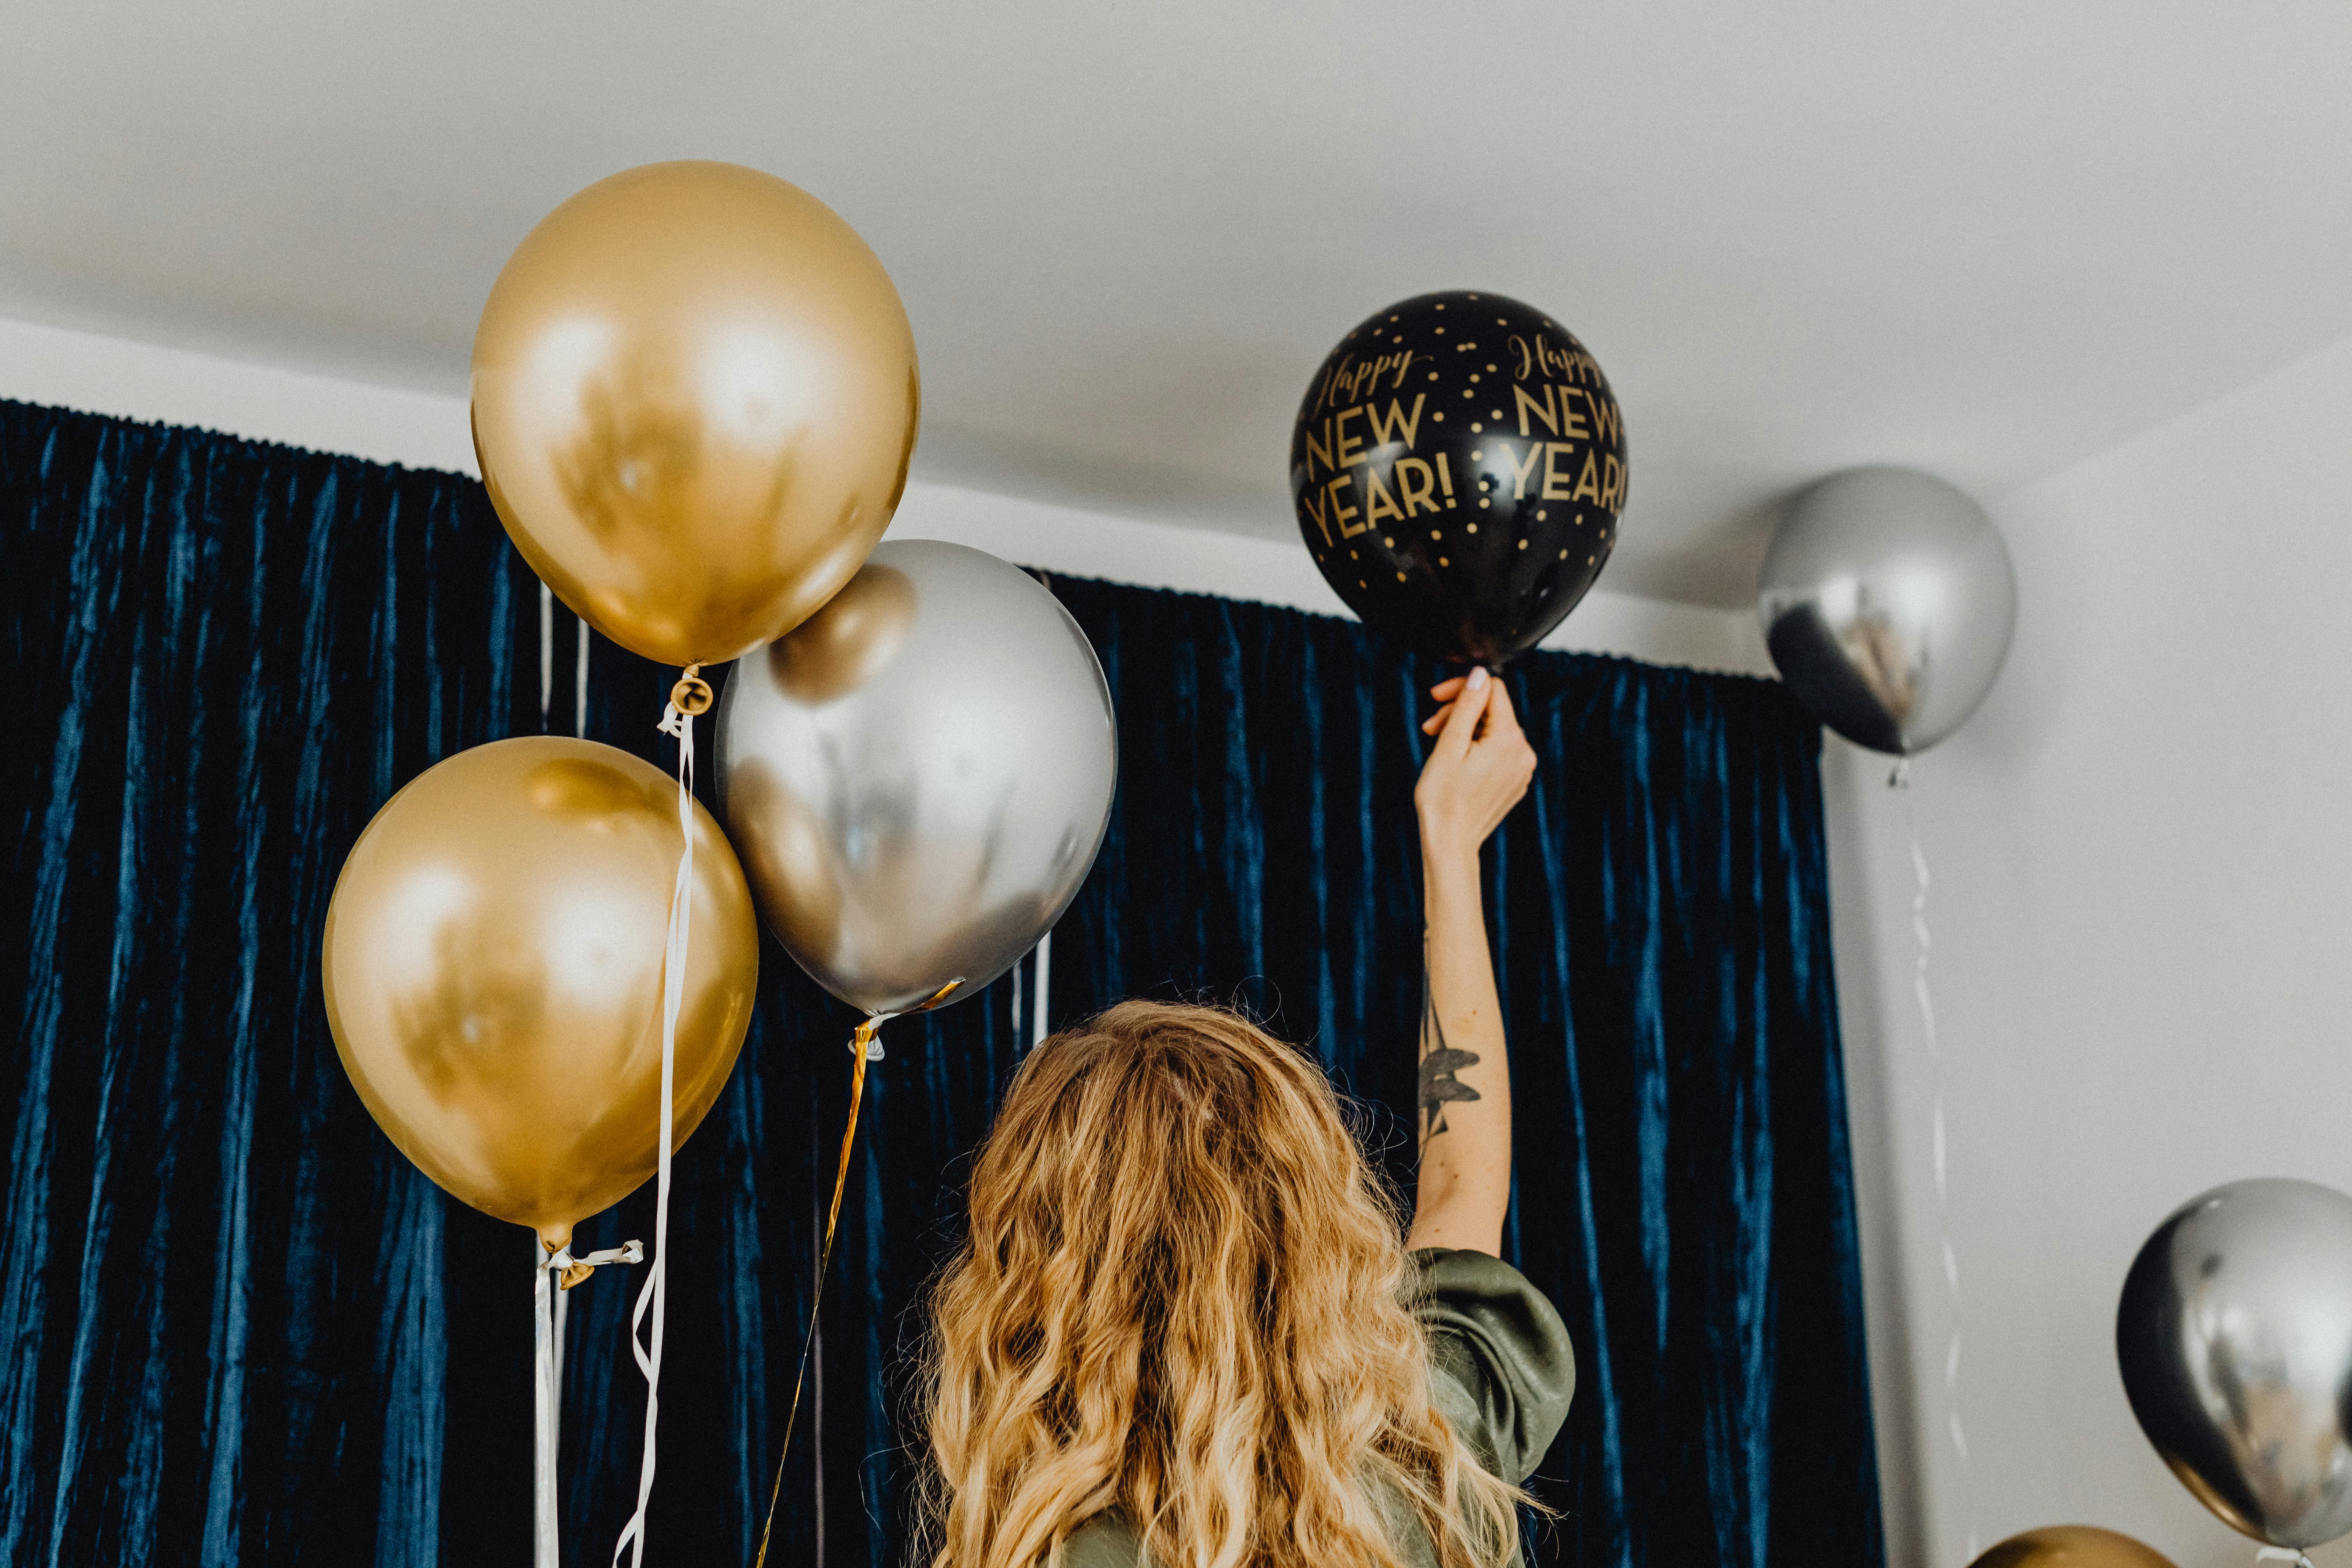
(750, 1017), (880, 1568)
(607, 677), (701, 1568)
(751, 979), (962, 1568)
(535, 1239), (645, 1568)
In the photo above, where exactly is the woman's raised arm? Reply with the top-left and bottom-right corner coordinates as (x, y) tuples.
(1403, 667), (1535, 1257)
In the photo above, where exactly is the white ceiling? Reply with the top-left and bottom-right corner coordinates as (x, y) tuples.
(6, 2), (2350, 607)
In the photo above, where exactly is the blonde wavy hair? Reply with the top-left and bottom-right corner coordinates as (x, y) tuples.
(917, 1000), (1525, 1568)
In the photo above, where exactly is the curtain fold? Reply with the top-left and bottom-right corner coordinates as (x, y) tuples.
(1, 398), (1881, 1568)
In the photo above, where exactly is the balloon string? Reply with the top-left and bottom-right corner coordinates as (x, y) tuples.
(1030, 929), (1052, 1049)
(611, 694), (696, 1568)
(535, 583), (590, 737)
(2257, 1550), (2316, 1567)
(534, 1236), (644, 1567)
(538, 581), (554, 730)
(535, 1244), (558, 1568)
(1900, 778), (1978, 1563)
(752, 1014), (882, 1568)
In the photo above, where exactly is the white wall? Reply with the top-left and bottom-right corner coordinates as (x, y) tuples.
(1835, 326), (2352, 1567)
(0, 315), (1769, 677)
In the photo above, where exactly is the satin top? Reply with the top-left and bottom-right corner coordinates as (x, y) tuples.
(1057, 1248), (1576, 1568)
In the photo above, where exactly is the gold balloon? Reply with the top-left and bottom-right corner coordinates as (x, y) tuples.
(471, 160), (920, 668)
(322, 737), (760, 1249)
(1969, 1526), (2180, 1568)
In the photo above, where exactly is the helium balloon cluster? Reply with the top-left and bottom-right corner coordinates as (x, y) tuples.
(323, 161), (1117, 1246)
(1291, 290), (1626, 666)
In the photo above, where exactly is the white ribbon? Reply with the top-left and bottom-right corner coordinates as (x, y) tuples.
(1029, 928), (1052, 1050)
(1893, 763), (1977, 1563)
(606, 696), (696, 1568)
(533, 1252), (556, 1568)
(534, 1238), (643, 1568)
(2256, 1550), (2315, 1567)
(538, 582), (555, 729)
(575, 618), (590, 738)
(536, 583), (590, 737)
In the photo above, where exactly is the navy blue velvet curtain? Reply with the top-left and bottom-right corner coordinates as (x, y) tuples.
(1, 398), (1881, 1568)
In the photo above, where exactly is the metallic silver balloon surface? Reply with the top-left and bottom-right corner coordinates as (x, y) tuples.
(1757, 466), (2016, 755)
(2116, 1177), (2352, 1549)
(716, 539), (1117, 1015)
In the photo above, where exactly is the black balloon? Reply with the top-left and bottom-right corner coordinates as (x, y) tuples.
(1290, 290), (1626, 665)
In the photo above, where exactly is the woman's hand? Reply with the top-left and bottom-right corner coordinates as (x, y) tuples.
(1413, 667), (1536, 870)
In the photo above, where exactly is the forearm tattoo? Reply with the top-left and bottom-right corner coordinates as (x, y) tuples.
(1417, 935), (1481, 1138)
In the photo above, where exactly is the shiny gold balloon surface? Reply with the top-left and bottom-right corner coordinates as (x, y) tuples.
(322, 737), (759, 1248)
(1968, 1526), (2179, 1568)
(472, 160), (920, 667)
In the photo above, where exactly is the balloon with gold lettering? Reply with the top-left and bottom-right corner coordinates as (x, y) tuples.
(1290, 290), (1626, 665)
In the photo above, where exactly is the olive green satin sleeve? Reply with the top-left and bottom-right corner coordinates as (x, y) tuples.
(1413, 1248), (1577, 1486)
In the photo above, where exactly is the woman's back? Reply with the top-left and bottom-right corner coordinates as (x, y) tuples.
(919, 668), (1563, 1568)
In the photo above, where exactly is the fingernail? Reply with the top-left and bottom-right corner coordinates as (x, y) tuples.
(1468, 666), (1489, 690)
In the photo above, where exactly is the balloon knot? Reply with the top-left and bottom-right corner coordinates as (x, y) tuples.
(544, 1237), (645, 1290)
(668, 667), (714, 720)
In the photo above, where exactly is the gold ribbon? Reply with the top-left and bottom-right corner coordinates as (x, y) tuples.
(749, 1016), (870, 1568)
(752, 980), (959, 1568)
(752, 1020), (875, 1568)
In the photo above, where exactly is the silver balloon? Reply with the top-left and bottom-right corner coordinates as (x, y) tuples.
(1756, 466), (2016, 755)
(2117, 1177), (2352, 1550)
(715, 539), (1117, 1016)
